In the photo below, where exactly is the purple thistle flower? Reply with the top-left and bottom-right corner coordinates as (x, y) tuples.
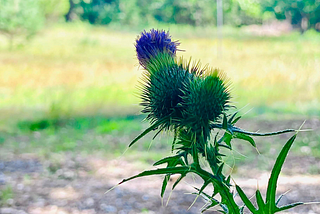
(135, 29), (180, 68)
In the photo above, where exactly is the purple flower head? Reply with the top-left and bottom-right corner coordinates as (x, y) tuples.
(135, 29), (180, 68)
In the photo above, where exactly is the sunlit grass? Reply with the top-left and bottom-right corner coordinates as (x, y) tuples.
(0, 23), (319, 125)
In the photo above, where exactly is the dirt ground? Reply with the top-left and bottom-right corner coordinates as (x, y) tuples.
(0, 153), (320, 214)
(0, 118), (320, 214)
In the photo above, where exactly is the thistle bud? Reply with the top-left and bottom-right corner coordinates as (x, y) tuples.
(140, 53), (191, 130)
(182, 70), (231, 129)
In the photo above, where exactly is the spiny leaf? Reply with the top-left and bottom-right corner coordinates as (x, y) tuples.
(236, 185), (258, 214)
(172, 172), (187, 189)
(255, 189), (266, 211)
(227, 111), (238, 124)
(153, 155), (183, 166)
(276, 194), (285, 206)
(222, 113), (228, 129)
(266, 134), (296, 212)
(172, 130), (178, 152)
(193, 187), (220, 213)
(129, 118), (167, 147)
(233, 132), (256, 148)
(226, 176), (231, 185)
(275, 202), (304, 212)
(240, 206), (245, 214)
(231, 126), (295, 137)
(231, 116), (241, 125)
(210, 124), (295, 137)
(217, 163), (224, 176)
(152, 126), (165, 140)
(220, 132), (232, 149)
(219, 204), (229, 213)
(161, 174), (170, 198)
(119, 166), (190, 185)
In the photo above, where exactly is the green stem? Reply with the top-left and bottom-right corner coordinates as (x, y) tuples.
(211, 124), (295, 136)
(195, 166), (240, 213)
(193, 130), (239, 212)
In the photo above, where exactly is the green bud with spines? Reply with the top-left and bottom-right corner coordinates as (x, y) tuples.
(139, 53), (194, 130)
(181, 69), (231, 134)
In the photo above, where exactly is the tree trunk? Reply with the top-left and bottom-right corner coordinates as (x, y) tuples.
(65, 0), (75, 22)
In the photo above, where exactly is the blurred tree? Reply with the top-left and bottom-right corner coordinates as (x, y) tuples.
(70, 0), (120, 24)
(66, 0), (75, 21)
(0, 0), (45, 48)
(39, 0), (70, 22)
(261, 0), (320, 32)
(64, 0), (320, 32)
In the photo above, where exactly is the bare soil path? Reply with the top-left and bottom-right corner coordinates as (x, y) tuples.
(0, 154), (320, 214)
(1, 118), (320, 213)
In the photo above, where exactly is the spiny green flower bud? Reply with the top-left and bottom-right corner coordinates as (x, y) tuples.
(140, 53), (192, 130)
(182, 70), (231, 129)
(135, 29), (231, 134)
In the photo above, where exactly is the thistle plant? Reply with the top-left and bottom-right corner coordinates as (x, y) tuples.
(119, 29), (305, 213)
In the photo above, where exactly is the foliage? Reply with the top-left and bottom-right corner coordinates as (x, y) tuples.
(68, 0), (255, 26)
(0, 0), (70, 48)
(120, 29), (305, 213)
(0, 185), (14, 206)
(67, 0), (320, 32)
(39, 0), (70, 21)
(70, 0), (120, 24)
(0, 24), (319, 122)
(260, 0), (320, 32)
(0, 0), (45, 48)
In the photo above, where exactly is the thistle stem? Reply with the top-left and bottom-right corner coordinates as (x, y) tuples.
(195, 166), (240, 213)
(211, 124), (295, 136)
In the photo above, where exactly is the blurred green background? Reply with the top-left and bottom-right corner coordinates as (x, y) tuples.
(0, 0), (320, 212)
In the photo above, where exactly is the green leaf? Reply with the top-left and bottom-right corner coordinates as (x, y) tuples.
(201, 204), (217, 213)
(255, 189), (266, 211)
(153, 155), (183, 166)
(275, 194), (284, 206)
(222, 113), (228, 129)
(240, 206), (245, 214)
(119, 166), (190, 185)
(275, 202), (304, 212)
(236, 185), (258, 214)
(233, 132), (256, 148)
(201, 200), (220, 213)
(172, 130), (178, 152)
(232, 116), (241, 125)
(266, 135), (296, 212)
(219, 204), (229, 213)
(152, 126), (165, 140)
(172, 173), (186, 189)
(220, 132), (232, 149)
(129, 118), (165, 147)
(217, 163), (224, 176)
(161, 174), (170, 198)
(231, 126), (295, 137)
(199, 180), (211, 195)
(226, 175), (231, 185)
(193, 187), (220, 213)
(228, 111), (238, 124)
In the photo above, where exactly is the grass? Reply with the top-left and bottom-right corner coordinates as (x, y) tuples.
(0, 185), (14, 206)
(0, 23), (319, 124)
(0, 23), (319, 171)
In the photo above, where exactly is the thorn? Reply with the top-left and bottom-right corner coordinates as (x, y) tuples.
(105, 183), (120, 194)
